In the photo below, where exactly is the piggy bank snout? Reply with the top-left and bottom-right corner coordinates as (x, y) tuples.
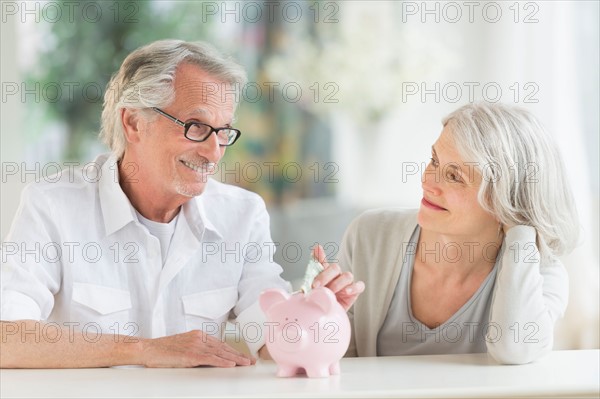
(264, 287), (350, 349)
(271, 322), (309, 352)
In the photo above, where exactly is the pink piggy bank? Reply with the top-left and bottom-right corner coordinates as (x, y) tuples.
(259, 287), (351, 378)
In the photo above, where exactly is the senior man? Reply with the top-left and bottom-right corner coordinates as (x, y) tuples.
(1, 40), (364, 368)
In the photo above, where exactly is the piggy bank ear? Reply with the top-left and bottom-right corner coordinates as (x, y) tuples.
(259, 288), (290, 313)
(306, 287), (337, 313)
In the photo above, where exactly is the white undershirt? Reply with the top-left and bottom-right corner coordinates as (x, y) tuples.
(135, 210), (179, 265)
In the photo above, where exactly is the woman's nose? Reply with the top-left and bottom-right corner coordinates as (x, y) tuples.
(421, 164), (442, 195)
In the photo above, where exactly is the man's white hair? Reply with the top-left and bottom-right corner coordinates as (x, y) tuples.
(442, 102), (580, 258)
(100, 40), (247, 159)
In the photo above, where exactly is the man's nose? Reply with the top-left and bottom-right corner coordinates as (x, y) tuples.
(198, 132), (222, 162)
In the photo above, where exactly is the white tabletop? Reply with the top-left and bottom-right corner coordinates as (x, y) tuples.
(1, 350), (598, 398)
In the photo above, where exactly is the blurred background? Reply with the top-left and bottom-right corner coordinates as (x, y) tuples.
(1, 0), (598, 349)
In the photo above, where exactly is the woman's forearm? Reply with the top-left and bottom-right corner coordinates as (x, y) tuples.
(486, 226), (568, 364)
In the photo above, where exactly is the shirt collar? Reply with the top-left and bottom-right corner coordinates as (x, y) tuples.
(99, 154), (223, 239)
(184, 179), (223, 240)
(98, 154), (138, 237)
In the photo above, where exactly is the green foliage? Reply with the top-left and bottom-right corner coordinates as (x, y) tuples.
(27, 0), (334, 204)
(28, 1), (215, 160)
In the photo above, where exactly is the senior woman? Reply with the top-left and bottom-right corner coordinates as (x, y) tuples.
(312, 102), (579, 365)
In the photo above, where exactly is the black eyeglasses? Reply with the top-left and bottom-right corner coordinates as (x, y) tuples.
(152, 107), (241, 146)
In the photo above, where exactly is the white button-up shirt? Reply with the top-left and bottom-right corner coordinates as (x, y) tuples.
(1, 153), (289, 355)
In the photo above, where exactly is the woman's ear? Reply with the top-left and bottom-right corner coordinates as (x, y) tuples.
(121, 108), (143, 143)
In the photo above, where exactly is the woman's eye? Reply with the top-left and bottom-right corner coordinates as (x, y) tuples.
(430, 157), (439, 167)
(446, 171), (462, 183)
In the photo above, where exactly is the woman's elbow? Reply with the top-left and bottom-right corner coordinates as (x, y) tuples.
(486, 339), (553, 365)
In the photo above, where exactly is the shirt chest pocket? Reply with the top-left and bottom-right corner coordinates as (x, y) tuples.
(71, 282), (133, 333)
(181, 286), (238, 334)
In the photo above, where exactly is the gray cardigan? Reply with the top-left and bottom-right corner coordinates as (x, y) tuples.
(338, 208), (569, 364)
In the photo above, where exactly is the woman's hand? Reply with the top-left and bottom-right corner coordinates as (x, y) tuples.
(310, 245), (365, 311)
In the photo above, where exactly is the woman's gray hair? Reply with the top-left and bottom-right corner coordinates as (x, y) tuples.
(100, 40), (248, 159)
(442, 102), (579, 258)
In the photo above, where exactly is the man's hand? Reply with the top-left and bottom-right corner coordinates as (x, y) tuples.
(311, 245), (365, 311)
(140, 330), (256, 368)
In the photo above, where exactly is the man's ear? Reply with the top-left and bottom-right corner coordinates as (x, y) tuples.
(121, 108), (143, 143)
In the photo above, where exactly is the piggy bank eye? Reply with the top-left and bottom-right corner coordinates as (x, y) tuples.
(294, 318), (298, 322)
(285, 317), (289, 321)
